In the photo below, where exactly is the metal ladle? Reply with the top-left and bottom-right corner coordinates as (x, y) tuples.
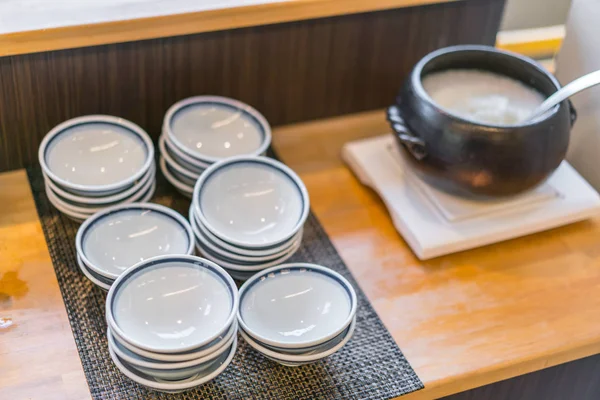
(529, 69), (600, 120)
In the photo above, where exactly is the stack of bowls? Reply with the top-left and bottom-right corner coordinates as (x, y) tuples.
(190, 156), (310, 280)
(39, 115), (155, 222)
(237, 263), (358, 366)
(159, 96), (272, 197)
(75, 203), (194, 291)
(105, 255), (239, 393)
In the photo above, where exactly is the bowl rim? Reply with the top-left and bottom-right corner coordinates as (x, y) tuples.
(44, 163), (156, 205)
(189, 206), (302, 262)
(109, 316), (238, 362)
(195, 240), (300, 272)
(76, 202), (194, 280)
(105, 254), (239, 354)
(190, 205), (303, 256)
(76, 254), (111, 291)
(239, 317), (356, 362)
(38, 115), (155, 193)
(162, 95), (272, 163)
(107, 323), (236, 370)
(237, 263), (358, 349)
(46, 187), (95, 220)
(77, 255), (114, 285)
(158, 134), (203, 180)
(162, 131), (213, 170)
(412, 44), (563, 130)
(45, 169), (155, 214)
(159, 156), (195, 194)
(220, 268), (254, 281)
(192, 156), (310, 249)
(108, 335), (237, 390)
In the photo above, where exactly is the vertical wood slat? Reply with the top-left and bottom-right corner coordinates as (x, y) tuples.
(0, 0), (505, 172)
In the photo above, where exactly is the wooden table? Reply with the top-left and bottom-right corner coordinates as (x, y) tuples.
(3, 110), (600, 399)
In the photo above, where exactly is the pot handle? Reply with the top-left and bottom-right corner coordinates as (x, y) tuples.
(386, 105), (427, 160)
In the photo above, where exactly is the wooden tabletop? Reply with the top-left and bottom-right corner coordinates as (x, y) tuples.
(0, 0), (457, 57)
(3, 110), (600, 399)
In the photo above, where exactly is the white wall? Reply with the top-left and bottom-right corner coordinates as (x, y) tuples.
(501, 0), (572, 30)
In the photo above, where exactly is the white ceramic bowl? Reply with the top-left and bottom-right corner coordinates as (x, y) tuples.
(169, 166), (199, 187)
(194, 228), (301, 266)
(237, 263), (357, 349)
(45, 168), (155, 214)
(76, 203), (194, 280)
(38, 115), (154, 196)
(192, 156), (309, 249)
(163, 130), (212, 171)
(217, 267), (257, 282)
(77, 255), (114, 284)
(108, 325), (236, 381)
(189, 207), (303, 263)
(109, 336), (237, 393)
(44, 163), (156, 205)
(163, 96), (271, 164)
(239, 318), (356, 366)
(110, 317), (238, 362)
(195, 241), (300, 272)
(76, 254), (111, 291)
(106, 255), (238, 354)
(47, 183), (156, 223)
(190, 207), (303, 256)
(159, 157), (194, 198)
(159, 135), (203, 183)
(46, 188), (94, 221)
(245, 317), (354, 355)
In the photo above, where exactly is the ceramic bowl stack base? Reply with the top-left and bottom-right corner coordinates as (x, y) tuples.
(190, 156), (310, 280)
(39, 115), (155, 222)
(159, 96), (272, 197)
(75, 203), (194, 290)
(237, 263), (358, 366)
(105, 255), (239, 392)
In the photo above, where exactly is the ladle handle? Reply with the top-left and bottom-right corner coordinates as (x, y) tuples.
(531, 70), (600, 119)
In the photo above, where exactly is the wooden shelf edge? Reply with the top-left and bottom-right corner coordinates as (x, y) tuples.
(401, 339), (600, 399)
(496, 25), (565, 59)
(0, 0), (457, 58)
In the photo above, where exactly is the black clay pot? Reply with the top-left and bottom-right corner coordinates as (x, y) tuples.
(387, 45), (576, 198)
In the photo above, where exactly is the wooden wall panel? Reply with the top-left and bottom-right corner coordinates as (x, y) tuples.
(0, 0), (505, 172)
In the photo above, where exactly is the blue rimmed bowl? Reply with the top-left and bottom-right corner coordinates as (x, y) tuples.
(75, 203), (194, 287)
(237, 263), (357, 351)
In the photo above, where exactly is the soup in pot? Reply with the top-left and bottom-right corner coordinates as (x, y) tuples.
(422, 69), (545, 125)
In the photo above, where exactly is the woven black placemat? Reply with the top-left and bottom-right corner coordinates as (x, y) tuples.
(27, 165), (423, 400)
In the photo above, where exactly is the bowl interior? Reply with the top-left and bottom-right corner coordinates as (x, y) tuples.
(164, 96), (271, 163)
(40, 116), (154, 192)
(108, 256), (237, 353)
(238, 264), (356, 348)
(195, 157), (308, 248)
(78, 205), (193, 279)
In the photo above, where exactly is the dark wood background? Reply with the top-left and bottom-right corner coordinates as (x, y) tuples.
(0, 0), (505, 172)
